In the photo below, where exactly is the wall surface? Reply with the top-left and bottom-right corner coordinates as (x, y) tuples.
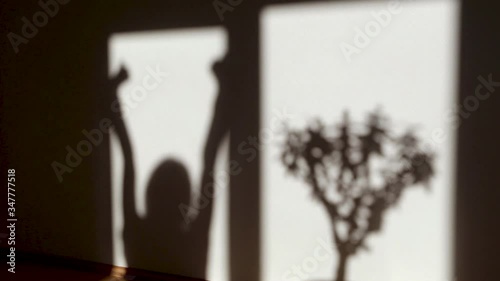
(0, 0), (499, 280)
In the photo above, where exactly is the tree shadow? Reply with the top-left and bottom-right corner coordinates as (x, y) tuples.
(281, 109), (436, 281)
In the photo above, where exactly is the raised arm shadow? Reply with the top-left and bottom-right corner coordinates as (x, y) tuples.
(106, 58), (231, 278)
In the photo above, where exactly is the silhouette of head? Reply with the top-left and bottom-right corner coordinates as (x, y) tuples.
(145, 159), (191, 225)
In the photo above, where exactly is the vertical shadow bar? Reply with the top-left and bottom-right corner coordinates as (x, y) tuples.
(455, 0), (500, 280)
(95, 34), (114, 265)
(227, 4), (262, 281)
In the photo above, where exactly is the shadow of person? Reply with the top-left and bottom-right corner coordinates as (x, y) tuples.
(107, 57), (232, 279)
(123, 159), (199, 277)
